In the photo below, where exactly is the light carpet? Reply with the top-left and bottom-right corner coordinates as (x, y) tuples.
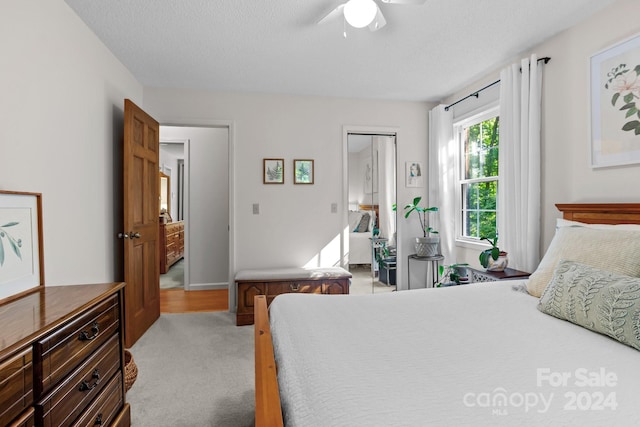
(126, 311), (254, 427)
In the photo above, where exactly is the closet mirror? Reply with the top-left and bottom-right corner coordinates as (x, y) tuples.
(346, 133), (397, 294)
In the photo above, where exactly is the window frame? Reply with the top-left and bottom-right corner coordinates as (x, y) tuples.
(453, 103), (500, 249)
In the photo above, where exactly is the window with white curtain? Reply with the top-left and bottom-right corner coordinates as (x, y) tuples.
(454, 105), (500, 243)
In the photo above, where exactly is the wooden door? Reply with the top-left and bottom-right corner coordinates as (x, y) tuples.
(123, 99), (160, 348)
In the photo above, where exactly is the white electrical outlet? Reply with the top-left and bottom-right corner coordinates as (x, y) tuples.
(331, 203), (338, 213)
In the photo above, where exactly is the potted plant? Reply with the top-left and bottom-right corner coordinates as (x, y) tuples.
(437, 263), (469, 287)
(375, 241), (396, 286)
(478, 236), (508, 271)
(403, 197), (439, 257)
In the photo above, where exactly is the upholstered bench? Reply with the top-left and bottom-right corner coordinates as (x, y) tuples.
(235, 267), (352, 326)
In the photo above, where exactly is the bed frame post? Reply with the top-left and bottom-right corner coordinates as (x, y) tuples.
(254, 295), (284, 427)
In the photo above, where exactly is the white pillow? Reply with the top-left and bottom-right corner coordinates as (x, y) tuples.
(527, 226), (640, 297)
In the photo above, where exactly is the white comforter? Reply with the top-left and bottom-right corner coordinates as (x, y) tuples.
(269, 281), (640, 426)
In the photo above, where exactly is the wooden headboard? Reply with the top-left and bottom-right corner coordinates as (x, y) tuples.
(556, 203), (640, 224)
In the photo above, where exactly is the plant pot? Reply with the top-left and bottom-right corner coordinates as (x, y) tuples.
(415, 236), (439, 257)
(487, 252), (508, 272)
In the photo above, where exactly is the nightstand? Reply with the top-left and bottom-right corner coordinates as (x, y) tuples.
(469, 267), (530, 283)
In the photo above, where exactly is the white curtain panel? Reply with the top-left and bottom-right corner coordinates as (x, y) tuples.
(498, 54), (543, 272)
(375, 135), (397, 246)
(428, 105), (455, 263)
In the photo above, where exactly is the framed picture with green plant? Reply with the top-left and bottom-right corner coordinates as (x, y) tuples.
(0, 190), (44, 301)
(293, 159), (314, 184)
(590, 32), (640, 168)
(263, 158), (284, 184)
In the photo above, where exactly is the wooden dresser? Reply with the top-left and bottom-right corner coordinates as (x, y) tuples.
(159, 221), (184, 274)
(235, 267), (351, 326)
(0, 283), (130, 427)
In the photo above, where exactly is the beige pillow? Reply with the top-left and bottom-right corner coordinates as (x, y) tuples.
(527, 226), (640, 297)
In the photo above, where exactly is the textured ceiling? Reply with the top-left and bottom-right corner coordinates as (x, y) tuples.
(64, 0), (615, 102)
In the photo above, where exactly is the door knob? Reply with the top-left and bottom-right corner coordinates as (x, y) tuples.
(117, 232), (129, 239)
(131, 232), (141, 238)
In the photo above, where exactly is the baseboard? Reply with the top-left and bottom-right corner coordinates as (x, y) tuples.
(188, 282), (228, 290)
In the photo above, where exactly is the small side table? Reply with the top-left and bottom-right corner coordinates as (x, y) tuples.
(407, 254), (444, 289)
(469, 267), (530, 283)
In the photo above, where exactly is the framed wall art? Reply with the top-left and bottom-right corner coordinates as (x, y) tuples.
(263, 158), (284, 184)
(293, 159), (314, 184)
(406, 161), (423, 187)
(0, 190), (44, 301)
(590, 33), (640, 168)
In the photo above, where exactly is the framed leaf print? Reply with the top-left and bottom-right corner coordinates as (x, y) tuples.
(263, 158), (284, 184)
(294, 159), (314, 184)
(0, 190), (44, 301)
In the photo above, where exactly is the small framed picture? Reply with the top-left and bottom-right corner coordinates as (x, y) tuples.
(406, 161), (423, 187)
(0, 190), (44, 301)
(263, 158), (284, 184)
(294, 159), (314, 184)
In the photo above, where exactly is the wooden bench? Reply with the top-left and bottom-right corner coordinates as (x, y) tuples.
(235, 267), (351, 326)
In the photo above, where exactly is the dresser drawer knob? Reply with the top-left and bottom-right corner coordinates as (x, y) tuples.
(78, 321), (100, 341)
(94, 413), (103, 425)
(79, 368), (101, 391)
(290, 283), (300, 291)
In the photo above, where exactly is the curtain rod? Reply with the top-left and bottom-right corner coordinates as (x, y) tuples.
(444, 56), (551, 112)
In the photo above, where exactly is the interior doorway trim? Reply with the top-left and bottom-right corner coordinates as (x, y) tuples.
(160, 119), (235, 312)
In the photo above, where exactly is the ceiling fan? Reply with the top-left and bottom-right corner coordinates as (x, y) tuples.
(318, 0), (427, 34)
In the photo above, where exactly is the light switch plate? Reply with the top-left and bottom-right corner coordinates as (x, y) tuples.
(331, 203), (338, 213)
(253, 203), (260, 214)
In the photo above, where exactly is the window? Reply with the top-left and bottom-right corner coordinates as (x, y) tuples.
(455, 107), (499, 242)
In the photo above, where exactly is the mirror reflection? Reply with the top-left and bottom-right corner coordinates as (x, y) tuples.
(159, 143), (185, 289)
(347, 134), (396, 293)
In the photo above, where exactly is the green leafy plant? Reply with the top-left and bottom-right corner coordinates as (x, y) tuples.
(0, 221), (23, 267)
(402, 197), (438, 237)
(437, 263), (469, 287)
(478, 236), (502, 268)
(604, 63), (640, 135)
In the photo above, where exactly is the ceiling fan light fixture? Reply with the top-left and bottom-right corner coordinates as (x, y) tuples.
(344, 0), (378, 28)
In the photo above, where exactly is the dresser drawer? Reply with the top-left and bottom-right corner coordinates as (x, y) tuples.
(7, 407), (34, 427)
(35, 295), (120, 395)
(36, 333), (121, 427)
(71, 372), (123, 427)
(0, 348), (33, 427)
(266, 281), (323, 295)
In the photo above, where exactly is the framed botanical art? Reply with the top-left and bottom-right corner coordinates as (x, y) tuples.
(0, 190), (44, 301)
(590, 33), (640, 168)
(263, 158), (284, 184)
(293, 159), (314, 184)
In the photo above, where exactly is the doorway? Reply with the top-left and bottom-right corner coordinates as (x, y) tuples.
(159, 140), (186, 290)
(343, 128), (397, 294)
(158, 125), (231, 305)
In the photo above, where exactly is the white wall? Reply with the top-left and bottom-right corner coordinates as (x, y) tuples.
(445, 0), (640, 269)
(160, 126), (230, 289)
(1, 0), (142, 287)
(143, 88), (433, 301)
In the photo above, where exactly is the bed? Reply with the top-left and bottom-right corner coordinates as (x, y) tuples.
(255, 204), (640, 426)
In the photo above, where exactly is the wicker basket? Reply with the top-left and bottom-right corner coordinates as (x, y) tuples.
(124, 350), (138, 392)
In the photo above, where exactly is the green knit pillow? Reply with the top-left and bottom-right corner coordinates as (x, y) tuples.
(538, 260), (640, 351)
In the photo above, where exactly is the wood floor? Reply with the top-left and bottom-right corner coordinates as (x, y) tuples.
(160, 288), (229, 313)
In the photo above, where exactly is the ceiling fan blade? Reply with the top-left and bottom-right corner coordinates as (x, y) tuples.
(380, 0), (427, 5)
(318, 3), (346, 25)
(368, 6), (387, 31)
